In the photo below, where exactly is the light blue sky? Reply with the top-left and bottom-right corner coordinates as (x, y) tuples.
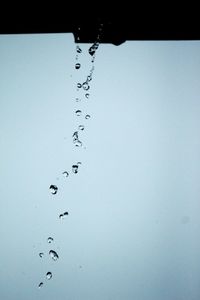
(0, 34), (200, 300)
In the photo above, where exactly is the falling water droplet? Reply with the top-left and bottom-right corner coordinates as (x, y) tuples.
(47, 237), (54, 244)
(82, 82), (90, 91)
(38, 282), (43, 288)
(77, 83), (82, 88)
(78, 125), (84, 131)
(75, 63), (81, 69)
(72, 165), (78, 174)
(49, 250), (59, 261)
(85, 93), (90, 98)
(49, 185), (58, 195)
(74, 140), (82, 147)
(62, 171), (69, 178)
(87, 75), (92, 82)
(76, 46), (82, 53)
(72, 131), (79, 139)
(75, 110), (82, 116)
(85, 114), (91, 119)
(39, 252), (44, 258)
(46, 272), (52, 280)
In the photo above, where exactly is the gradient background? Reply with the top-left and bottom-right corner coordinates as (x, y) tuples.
(0, 34), (200, 300)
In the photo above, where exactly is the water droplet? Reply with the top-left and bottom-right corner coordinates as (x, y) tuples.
(85, 114), (91, 119)
(47, 237), (54, 243)
(62, 171), (69, 178)
(88, 47), (96, 56)
(38, 282), (43, 288)
(76, 46), (82, 53)
(49, 250), (59, 261)
(78, 125), (84, 131)
(87, 75), (92, 82)
(75, 63), (81, 69)
(74, 140), (82, 147)
(76, 97), (81, 102)
(72, 165), (78, 174)
(49, 185), (58, 195)
(75, 110), (82, 116)
(39, 252), (44, 258)
(72, 131), (79, 139)
(46, 272), (52, 280)
(77, 83), (82, 88)
(63, 211), (69, 216)
(85, 93), (90, 98)
(59, 214), (64, 219)
(88, 42), (99, 56)
(82, 82), (90, 91)
(77, 162), (82, 165)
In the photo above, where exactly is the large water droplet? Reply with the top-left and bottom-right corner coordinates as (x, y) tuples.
(85, 114), (91, 120)
(75, 63), (81, 69)
(39, 252), (44, 258)
(76, 110), (82, 116)
(38, 282), (43, 288)
(78, 125), (84, 131)
(49, 185), (58, 195)
(49, 250), (59, 261)
(82, 82), (90, 91)
(47, 237), (54, 244)
(46, 272), (52, 280)
(77, 83), (82, 88)
(76, 46), (82, 53)
(62, 171), (69, 178)
(72, 165), (78, 174)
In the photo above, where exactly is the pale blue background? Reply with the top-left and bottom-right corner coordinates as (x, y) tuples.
(0, 34), (200, 300)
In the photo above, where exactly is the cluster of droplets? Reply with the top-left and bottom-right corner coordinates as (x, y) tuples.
(38, 22), (103, 290)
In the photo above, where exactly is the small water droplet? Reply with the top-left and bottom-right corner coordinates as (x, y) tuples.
(74, 140), (82, 147)
(72, 131), (79, 139)
(38, 282), (43, 288)
(77, 83), (82, 88)
(49, 185), (58, 195)
(85, 114), (91, 120)
(46, 272), (52, 280)
(76, 110), (82, 116)
(62, 171), (69, 178)
(75, 63), (81, 69)
(82, 82), (90, 91)
(49, 250), (59, 261)
(72, 165), (78, 174)
(77, 162), (82, 165)
(76, 97), (81, 102)
(76, 46), (82, 53)
(87, 75), (92, 82)
(85, 93), (90, 98)
(39, 252), (44, 258)
(59, 214), (64, 219)
(78, 125), (84, 131)
(47, 237), (54, 244)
